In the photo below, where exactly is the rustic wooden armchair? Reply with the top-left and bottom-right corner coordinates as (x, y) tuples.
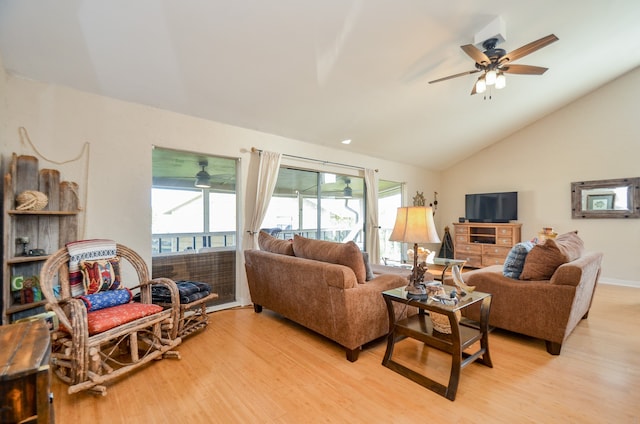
(39, 241), (182, 396)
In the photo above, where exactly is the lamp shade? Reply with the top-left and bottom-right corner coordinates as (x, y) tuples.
(389, 206), (440, 244)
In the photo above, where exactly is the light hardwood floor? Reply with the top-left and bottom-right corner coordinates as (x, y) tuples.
(52, 283), (640, 423)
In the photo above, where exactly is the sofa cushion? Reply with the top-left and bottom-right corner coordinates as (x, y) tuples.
(292, 235), (367, 284)
(503, 241), (535, 279)
(258, 231), (294, 256)
(520, 231), (584, 280)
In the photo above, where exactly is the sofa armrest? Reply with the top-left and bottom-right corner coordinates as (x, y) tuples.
(550, 252), (603, 287)
(323, 264), (361, 289)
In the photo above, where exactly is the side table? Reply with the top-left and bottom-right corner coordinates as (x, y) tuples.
(0, 320), (53, 423)
(382, 286), (492, 401)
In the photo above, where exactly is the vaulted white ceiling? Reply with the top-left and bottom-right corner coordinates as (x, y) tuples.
(1, 1), (639, 170)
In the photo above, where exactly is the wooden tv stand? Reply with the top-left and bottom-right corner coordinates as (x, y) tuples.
(453, 222), (521, 268)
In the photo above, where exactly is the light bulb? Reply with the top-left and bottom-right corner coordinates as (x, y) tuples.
(495, 73), (506, 89)
(476, 78), (486, 94)
(485, 69), (497, 86)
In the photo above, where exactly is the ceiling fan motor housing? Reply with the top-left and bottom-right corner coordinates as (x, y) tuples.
(482, 38), (506, 62)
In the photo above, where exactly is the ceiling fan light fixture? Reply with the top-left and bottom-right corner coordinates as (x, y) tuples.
(485, 69), (497, 86)
(194, 161), (211, 188)
(495, 72), (506, 89)
(343, 179), (353, 198)
(476, 78), (487, 94)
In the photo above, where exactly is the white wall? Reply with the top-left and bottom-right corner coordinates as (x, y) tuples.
(0, 68), (438, 304)
(3, 55), (636, 292)
(440, 67), (640, 286)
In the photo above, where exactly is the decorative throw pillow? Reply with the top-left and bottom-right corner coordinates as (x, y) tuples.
(67, 239), (117, 296)
(292, 235), (367, 284)
(520, 231), (584, 280)
(258, 231), (294, 256)
(503, 241), (535, 279)
(362, 252), (375, 281)
(553, 230), (584, 262)
(80, 257), (122, 294)
(80, 288), (132, 312)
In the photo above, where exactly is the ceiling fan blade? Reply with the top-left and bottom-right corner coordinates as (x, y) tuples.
(500, 34), (558, 64)
(428, 69), (480, 84)
(460, 44), (491, 65)
(501, 64), (549, 75)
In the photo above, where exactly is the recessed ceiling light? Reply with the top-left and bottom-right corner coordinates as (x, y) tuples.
(341, 139), (352, 145)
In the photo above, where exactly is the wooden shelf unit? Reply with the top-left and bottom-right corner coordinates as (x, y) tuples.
(2, 154), (80, 325)
(453, 222), (521, 268)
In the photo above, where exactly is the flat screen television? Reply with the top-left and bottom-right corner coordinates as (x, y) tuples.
(465, 191), (518, 223)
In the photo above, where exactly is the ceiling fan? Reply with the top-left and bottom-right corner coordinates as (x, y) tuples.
(194, 160), (211, 188)
(428, 34), (558, 95)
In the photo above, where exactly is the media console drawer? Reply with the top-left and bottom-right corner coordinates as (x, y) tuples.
(453, 223), (521, 269)
(482, 245), (512, 257)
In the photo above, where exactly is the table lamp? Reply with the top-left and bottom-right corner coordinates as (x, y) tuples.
(389, 206), (441, 299)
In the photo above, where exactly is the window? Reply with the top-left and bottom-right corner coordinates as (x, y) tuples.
(378, 179), (403, 264)
(262, 167), (403, 263)
(151, 147), (237, 306)
(263, 168), (365, 246)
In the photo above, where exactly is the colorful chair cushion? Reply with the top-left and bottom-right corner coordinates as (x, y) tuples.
(86, 303), (164, 335)
(80, 288), (132, 312)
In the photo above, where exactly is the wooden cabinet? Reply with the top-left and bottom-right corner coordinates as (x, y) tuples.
(0, 320), (53, 423)
(2, 154), (79, 325)
(453, 223), (521, 268)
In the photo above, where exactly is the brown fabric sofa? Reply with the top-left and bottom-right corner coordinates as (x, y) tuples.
(445, 231), (603, 355)
(244, 232), (419, 361)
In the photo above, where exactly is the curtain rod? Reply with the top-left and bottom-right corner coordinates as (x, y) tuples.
(250, 147), (378, 172)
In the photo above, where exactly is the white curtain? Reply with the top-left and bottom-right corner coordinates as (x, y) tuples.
(248, 150), (282, 249)
(364, 168), (380, 264)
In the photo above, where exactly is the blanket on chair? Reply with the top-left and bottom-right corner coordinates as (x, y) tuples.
(147, 280), (211, 304)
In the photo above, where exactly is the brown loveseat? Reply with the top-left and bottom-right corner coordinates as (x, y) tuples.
(446, 231), (603, 355)
(244, 232), (418, 362)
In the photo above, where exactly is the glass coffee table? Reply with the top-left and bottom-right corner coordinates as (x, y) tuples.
(381, 285), (492, 401)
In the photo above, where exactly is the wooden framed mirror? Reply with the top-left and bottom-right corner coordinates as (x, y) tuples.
(571, 177), (640, 219)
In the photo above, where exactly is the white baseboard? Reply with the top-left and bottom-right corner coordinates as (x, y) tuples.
(599, 278), (640, 288)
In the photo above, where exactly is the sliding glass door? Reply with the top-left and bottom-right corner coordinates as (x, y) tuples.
(262, 168), (365, 246)
(262, 167), (403, 262)
(151, 147), (238, 307)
